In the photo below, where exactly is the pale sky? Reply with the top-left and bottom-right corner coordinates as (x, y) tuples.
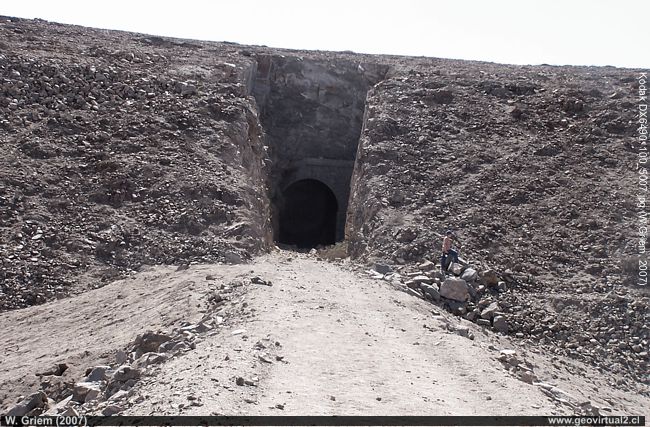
(2, 0), (649, 68)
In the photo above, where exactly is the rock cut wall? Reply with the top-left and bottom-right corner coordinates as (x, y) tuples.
(345, 61), (649, 384)
(252, 55), (388, 241)
(0, 17), (273, 310)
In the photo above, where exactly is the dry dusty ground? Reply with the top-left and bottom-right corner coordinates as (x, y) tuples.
(1, 251), (648, 416)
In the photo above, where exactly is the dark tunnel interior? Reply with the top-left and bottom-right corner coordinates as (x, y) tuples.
(278, 179), (338, 248)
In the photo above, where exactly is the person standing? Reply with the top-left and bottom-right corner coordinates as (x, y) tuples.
(440, 230), (461, 272)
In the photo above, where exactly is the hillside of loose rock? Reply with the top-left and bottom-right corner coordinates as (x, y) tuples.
(0, 15), (647, 400)
(0, 16), (273, 310)
(346, 61), (649, 386)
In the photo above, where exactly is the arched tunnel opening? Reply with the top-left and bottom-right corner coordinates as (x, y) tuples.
(278, 179), (338, 248)
(251, 55), (389, 250)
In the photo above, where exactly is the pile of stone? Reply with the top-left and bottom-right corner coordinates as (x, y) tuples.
(497, 349), (538, 384)
(496, 349), (603, 415)
(373, 259), (513, 334)
(374, 256), (649, 390)
(3, 311), (225, 416)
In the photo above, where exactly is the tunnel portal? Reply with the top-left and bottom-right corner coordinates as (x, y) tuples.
(250, 55), (388, 249)
(278, 179), (338, 248)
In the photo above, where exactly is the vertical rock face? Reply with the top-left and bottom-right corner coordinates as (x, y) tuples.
(252, 55), (388, 243)
(254, 55), (377, 165)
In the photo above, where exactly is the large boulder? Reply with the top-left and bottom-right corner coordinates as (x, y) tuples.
(480, 302), (500, 320)
(421, 284), (441, 301)
(439, 278), (470, 302)
(460, 268), (478, 282)
(6, 392), (48, 416)
(493, 315), (509, 333)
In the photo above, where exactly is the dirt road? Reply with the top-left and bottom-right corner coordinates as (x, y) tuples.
(2, 250), (648, 416)
(121, 252), (648, 415)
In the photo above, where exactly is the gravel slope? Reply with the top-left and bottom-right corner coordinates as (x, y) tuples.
(3, 252), (647, 416)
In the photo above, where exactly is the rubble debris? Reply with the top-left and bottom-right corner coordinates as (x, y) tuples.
(5, 392), (48, 416)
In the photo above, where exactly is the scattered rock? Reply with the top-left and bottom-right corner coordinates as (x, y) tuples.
(84, 365), (110, 382)
(448, 263), (464, 276)
(258, 354), (273, 364)
(421, 283), (441, 301)
(181, 322), (211, 333)
(411, 275), (433, 284)
(250, 276), (272, 286)
(108, 390), (130, 402)
(102, 405), (124, 416)
(498, 349), (518, 365)
(460, 268), (478, 282)
(36, 363), (68, 377)
(480, 302), (500, 320)
(132, 352), (168, 369)
(115, 350), (128, 365)
(479, 270), (500, 287)
(373, 262), (392, 275)
(110, 365), (141, 384)
(429, 88), (453, 104)
(476, 318), (491, 327)
(72, 381), (102, 403)
(519, 369), (538, 384)
(453, 326), (471, 338)
(224, 251), (244, 264)
(39, 376), (72, 402)
(418, 260), (436, 271)
(170, 341), (193, 352)
(405, 280), (421, 290)
(131, 331), (173, 357)
(447, 300), (468, 316)
(177, 81), (197, 96)
(56, 405), (77, 417)
(6, 392), (48, 416)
